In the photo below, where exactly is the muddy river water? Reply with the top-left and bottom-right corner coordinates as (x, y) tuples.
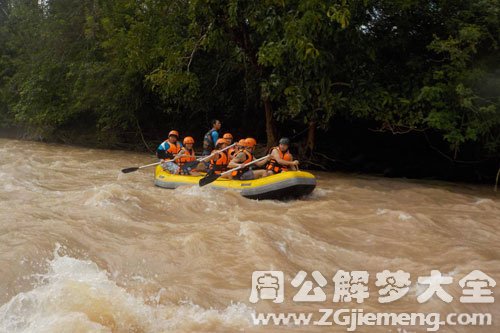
(0, 138), (499, 332)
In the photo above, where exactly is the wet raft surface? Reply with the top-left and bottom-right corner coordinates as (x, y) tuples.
(0, 138), (499, 332)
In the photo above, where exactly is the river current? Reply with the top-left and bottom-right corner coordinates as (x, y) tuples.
(0, 138), (499, 332)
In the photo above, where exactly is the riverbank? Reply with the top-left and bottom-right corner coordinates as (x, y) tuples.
(1, 124), (498, 188)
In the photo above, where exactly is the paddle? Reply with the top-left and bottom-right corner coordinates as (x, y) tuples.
(121, 161), (164, 174)
(121, 143), (236, 174)
(181, 143), (236, 170)
(121, 156), (195, 174)
(199, 155), (270, 187)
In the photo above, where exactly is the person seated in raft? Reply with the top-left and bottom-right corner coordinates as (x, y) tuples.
(223, 132), (233, 145)
(228, 137), (244, 161)
(223, 132), (234, 158)
(176, 136), (201, 176)
(265, 137), (299, 175)
(207, 138), (230, 177)
(228, 138), (269, 180)
(156, 130), (183, 174)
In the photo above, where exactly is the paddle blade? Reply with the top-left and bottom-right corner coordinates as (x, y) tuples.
(199, 174), (220, 187)
(121, 167), (139, 173)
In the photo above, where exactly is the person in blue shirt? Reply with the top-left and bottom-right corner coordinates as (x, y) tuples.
(156, 130), (183, 174)
(202, 119), (221, 156)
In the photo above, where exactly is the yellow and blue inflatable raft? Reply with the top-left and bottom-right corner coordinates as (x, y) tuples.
(154, 165), (316, 200)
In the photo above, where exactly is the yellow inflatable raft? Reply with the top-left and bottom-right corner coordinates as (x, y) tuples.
(154, 165), (316, 200)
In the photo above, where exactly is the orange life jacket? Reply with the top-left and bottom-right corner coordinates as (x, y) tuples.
(266, 147), (292, 174)
(231, 150), (253, 178)
(177, 148), (196, 166)
(164, 140), (181, 155)
(157, 140), (181, 159)
(210, 150), (229, 175)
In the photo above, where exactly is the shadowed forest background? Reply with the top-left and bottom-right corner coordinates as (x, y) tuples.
(0, 0), (499, 182)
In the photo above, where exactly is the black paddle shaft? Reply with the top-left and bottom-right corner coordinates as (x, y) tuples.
(121, 167), (140, 174)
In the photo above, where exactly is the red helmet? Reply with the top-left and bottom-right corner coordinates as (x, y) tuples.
(183, 136), (194, 144)
(245, 137), (257, 148)
(168, 130), (179, 138)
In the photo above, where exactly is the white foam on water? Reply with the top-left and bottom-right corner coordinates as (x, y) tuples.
(473, 198), (494, 205)
(1, 183), (25, 192)
(376, 208), (413, 221)
(173, 184), (218, 198)
(303, 187), (329, 199)
(275, 241), (287, 254)
(83, 184), (142, 208)
(0, 245), (253, 333)
(398, 213), (413, 221)
(0, 170), (33, 193)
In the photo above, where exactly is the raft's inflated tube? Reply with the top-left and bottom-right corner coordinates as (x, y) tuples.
(154, 166), (316, 200)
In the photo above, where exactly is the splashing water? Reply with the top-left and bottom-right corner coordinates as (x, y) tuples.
(0, 244), (253, 333)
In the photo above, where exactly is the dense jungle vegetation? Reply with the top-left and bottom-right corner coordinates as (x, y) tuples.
(0, 0), (499, 181)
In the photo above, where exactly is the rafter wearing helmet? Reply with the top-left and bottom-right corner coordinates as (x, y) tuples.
(176, 136), (201, 176)
(156, 130), (182, 174)
(228, 137), (269, 180)
(208, 138), (230, 176)
(265, 137), (299, 175)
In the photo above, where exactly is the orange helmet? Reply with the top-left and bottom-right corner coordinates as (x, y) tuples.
(245, 137), (257, 148)
(216, 138), (228, 146)
(183, 136), (194, 145)
(168, 130), (179, 138)
(223, 133), (233, 140)
(238, 139), (247, 147)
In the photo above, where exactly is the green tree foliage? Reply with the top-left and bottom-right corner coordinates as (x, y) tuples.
(0, 0), (498, 160)
(345, 0), (500, 158)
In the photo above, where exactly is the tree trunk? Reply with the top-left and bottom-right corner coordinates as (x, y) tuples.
(226, 24), (277, 149)
(305, 120), (316, 157)
(263, 96), (278, 149)
(226, 24), (278, 149)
